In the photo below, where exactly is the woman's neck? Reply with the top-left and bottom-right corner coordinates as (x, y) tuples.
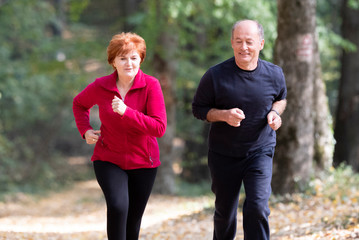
(117, 76), (133, 88)
(116, 76), (134, 99)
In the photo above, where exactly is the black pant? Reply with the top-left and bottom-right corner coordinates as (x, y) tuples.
(208, 147), (274, 240)
(93, 160), (157, 240)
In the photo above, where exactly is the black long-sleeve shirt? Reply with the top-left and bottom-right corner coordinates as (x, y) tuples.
(192, 57), (287, 157)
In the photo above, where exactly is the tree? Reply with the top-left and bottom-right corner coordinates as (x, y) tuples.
(135, 0), (179, 194)
(334, 0), (359, 171)
(0, 0), (102, 191)
(313, 32), (334, 171)
(0, 0), (65, 189)
(273, 0), (332, 194)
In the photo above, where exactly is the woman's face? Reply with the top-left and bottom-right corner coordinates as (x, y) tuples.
(113, 50), (141, 81)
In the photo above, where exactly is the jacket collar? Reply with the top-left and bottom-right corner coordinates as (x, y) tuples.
(98, 69), (146, 92)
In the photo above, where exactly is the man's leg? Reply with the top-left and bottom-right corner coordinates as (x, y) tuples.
(242, 147), (274, 240)
(208, 150), (244, 240)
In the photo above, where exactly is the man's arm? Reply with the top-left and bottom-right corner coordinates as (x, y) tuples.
(267, 99), (287, 131)
(271, 99), (287, 116)
(207, 108), (245, 127)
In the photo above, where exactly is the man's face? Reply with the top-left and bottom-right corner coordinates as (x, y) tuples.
(231, 21), (264, 70)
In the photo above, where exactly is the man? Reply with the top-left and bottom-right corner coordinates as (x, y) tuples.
(192, 20), (287, 240)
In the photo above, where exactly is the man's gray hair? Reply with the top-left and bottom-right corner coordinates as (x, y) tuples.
(231, 20), (264, 40)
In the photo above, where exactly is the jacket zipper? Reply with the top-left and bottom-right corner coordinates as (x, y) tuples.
(147, 137), (153, 167)
(149, 156), (153, 166)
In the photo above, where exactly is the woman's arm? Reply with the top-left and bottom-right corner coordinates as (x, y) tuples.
(72, 82), (97, 138)
(119, 79), (167, 138)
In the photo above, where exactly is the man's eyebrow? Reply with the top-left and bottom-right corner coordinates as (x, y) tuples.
(234, 37), (254, 41)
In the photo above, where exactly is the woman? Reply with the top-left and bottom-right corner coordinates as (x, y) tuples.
(72, 32), (167, 240)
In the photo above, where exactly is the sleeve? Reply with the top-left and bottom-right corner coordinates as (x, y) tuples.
(122, 79), (167, 138)
(72, 81), (97, 138)
(275, 68), (287, 101)
(192, 69), (216, 121)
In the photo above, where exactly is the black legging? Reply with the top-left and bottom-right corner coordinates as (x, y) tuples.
(93, 160), (157, 240)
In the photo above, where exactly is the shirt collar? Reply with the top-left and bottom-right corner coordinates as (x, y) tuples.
(99, 69), (146, 92)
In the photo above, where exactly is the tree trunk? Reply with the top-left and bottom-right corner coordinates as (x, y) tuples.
(152, 35), (178, 194)
(334, 0), (359, 171)
(273, 0), (320, 194)
(150, 1), (178, 194)
(313, 33), (334, 170)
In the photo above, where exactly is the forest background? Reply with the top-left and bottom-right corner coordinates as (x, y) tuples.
(0, 0), (358, 200)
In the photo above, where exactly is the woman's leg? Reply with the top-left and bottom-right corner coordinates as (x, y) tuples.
(93, 160), (129, 240)
(126, 167), (157, 240)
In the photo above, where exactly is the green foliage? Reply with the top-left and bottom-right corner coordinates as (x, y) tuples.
(306, 164), (359, 204)
(316, 0), (358, 114)
(270, 163), (359, 204)
(136, 0), (277, 68)
(348, 0), (359, 9)
(0, 0), (104, 193)
(0, 0), (58, 191)
(68, 0), (91, 22)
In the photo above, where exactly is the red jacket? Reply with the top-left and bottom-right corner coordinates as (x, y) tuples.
(73, 70), (167, 169)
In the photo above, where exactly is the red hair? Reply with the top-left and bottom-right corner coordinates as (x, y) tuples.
(107, 32), (146, 68)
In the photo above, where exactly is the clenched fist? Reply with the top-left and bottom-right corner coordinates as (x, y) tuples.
(267, 110), (282, 131)
(112, 96), (127, 116)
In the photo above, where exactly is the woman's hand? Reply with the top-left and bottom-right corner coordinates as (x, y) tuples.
(84, 129), (101, 145)
(112, 96), (127, 115)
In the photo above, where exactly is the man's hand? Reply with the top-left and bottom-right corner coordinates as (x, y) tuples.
(207, 108), (245, 127)
(226, 108), (246, 127)
(268, 99), (286, 131)
(267, 110), (282, 131)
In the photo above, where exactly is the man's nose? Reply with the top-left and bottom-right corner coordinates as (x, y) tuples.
(240, 42), (247, 50)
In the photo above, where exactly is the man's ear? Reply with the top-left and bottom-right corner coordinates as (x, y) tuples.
(260, 39), (265, 50)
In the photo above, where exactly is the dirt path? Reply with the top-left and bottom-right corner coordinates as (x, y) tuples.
(0, 180), (213, 240)
(0, 180), (358, 239)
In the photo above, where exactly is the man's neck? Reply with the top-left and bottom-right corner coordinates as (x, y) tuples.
(235, 59), (258, 71)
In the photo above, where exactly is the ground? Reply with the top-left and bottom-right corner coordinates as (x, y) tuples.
(0, 179), (358, 240)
